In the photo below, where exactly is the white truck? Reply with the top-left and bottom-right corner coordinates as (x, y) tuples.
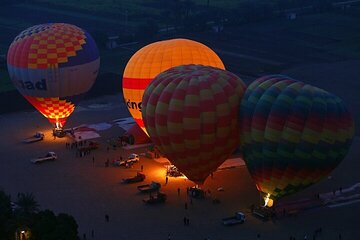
(22, 132), (44, 143)
(137, 181), (161, 193)
(113, 153), (140, 167)
(31, 152), (57, 164)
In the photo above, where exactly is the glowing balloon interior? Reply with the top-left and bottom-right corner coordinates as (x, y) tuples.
(123, 38), (225, 135)
(7, 23), (100, 128)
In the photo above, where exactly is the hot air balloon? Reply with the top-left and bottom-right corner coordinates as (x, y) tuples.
(122, 38), (225, 135)
(142, 65), (246, 184)
(239, 75), (354, 206)
(7, 23), (100, 134)
(124, 123), (151, 145)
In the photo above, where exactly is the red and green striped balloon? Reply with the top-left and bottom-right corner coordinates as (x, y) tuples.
(239, 75), (354, 200)
(142, 65), (246, 184)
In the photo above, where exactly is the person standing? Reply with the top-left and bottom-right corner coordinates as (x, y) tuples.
(166, 176), (168, 185)
(105, 214), (109, 222)
(177, 188), (180, 196)
(141, 165), (144, 172)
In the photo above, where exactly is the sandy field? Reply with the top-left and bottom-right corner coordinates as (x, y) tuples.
(1, 61), (360, 239)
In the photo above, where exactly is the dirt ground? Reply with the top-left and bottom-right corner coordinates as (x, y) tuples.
(0, 89), (359, 240)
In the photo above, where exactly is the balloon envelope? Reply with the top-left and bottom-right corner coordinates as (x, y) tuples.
(142, 65), (246, 183)
(123, 38), (225, 135)
(125, 124), (151, 145)
(7, 23), (100, 128)
(239, 75), (354, 200)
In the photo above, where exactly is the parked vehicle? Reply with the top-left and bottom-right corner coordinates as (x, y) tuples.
(22, 132), (44, 143)
(128, 153), (139, 163)
(114, 153), (139, 167)
(143, 192), (167, 204)
(122, 172), (146, 184)
(222, 212), (246, 226)
(137, 181), (161, 193)
(31, 152), (57, 164)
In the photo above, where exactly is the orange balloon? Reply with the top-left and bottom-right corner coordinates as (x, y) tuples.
(122, 38), (225, 135)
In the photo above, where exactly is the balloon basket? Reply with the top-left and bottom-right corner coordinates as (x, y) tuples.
(53, 128), (66, 138)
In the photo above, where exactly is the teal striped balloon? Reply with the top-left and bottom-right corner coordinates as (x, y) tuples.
(239, 75), (354, 200)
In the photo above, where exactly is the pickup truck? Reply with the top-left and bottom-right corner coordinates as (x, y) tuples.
(122, 172), (146, 184)
(143, 192), (167, 204)
(114, 153), (139, 167)
(137, 181), (161, 193)
(31, 152), (57, 164)
(222, 212), (246, 226)
(128, 153), (139, 162)
(22, 132), (44, 143)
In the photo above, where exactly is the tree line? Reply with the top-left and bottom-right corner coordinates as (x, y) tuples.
(0, 190), (78, 240)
